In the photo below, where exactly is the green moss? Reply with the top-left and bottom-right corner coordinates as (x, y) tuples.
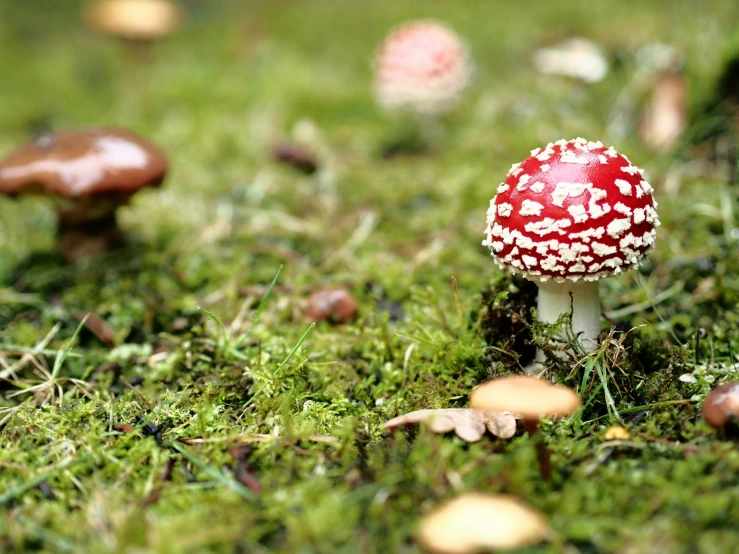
(2, 0), (739, 552)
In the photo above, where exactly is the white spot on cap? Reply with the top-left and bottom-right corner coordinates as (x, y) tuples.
(520, 199), (545, 216)
(516, 174), (531, 190)
(588, 188), (611, 219)
(621, 165), (640, 176)
(568, 204), (588, 223)
(541, 256), (565, 272)
(615, 179), (632, 196)
(633, 208), (646, 224)
(497, 203), (513, 217)
(551, 182), (592, 207)
(591, 242), (617, 256)
(560, 150), (589, 165)
(640, 180), (654, 195)
(571, 227), (605, 242)
(614, 202), (632, 216)
(522, 255), (538, 267)
(540, 164), (550, 172)
(607, 218), (632, 238)
(531, 181), (546, 193)
(525, 217), (572, 236)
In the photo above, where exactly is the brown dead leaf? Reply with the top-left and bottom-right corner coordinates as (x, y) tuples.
(229, 444), (262, 495)
(383, 409), (517, 442)
(77, 311), (115, 347)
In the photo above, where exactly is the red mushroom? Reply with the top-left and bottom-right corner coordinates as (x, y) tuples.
(373, 20), (472, 116)
(483, 138), (659, 352)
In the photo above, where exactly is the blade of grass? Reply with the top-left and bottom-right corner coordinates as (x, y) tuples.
(0, 345), (81, 358)
(197, 306), (228, 346)
(582, 399), (692, 424)
(165, 441), (255, 502)
(244, 264), (283, 337)
(50, 315), (89, 380)
(243, 322), (316, 410)
(0, 456), (90, 506)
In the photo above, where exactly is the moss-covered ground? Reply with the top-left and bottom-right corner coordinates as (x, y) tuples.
(2, 1), (739, 552)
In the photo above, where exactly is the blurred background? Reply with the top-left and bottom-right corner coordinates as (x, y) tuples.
(1, 0), (738, 308)
(3, 3), (739, 552)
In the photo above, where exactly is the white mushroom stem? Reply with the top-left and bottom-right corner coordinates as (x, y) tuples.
(536, 279), (601, 351)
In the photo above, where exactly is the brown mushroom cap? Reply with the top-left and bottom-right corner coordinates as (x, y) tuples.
(416, 493), (551, 554)
(0, 128), (168, 199)
(305, 289), (359, 325)
(84, 0), (182, 42)
(470, 375), (581, 420)
(702, 382), (739, 429)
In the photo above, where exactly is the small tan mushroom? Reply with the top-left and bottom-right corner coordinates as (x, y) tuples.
(0, 128), (168, 261)
(604, 425), (630, 441)
(639, 71), (687, 152)
(471, 376), (580, 480)
(84, 0), (182, 43)
(416, 493), (551, 554)
(702, 382), (739, 432)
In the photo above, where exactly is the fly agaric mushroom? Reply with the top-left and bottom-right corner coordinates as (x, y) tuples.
(470, 375), (581, 480)
(416, 493), (551, 554)
(0, 128), (168, 261)
(373, 20), (472, 116)
(702, 382), (739, 435)
(84, 0), (182, 44)
(483, 138), (659, 353)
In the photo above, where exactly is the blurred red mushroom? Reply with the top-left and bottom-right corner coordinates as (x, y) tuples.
(373, 20), (472, 117)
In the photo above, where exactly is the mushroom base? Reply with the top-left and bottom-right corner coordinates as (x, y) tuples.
(536, 280), (601, 355)
(57, 214), (123, 262)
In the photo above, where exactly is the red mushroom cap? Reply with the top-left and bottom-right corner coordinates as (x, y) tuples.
(373, 20), (472, 115)
(483, 138), (659, 282)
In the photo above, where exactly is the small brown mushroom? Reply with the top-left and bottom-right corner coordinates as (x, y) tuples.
(416, 493), (551, 554)
(470, 376), (580, 480)
(0, 127), (168, 261)
(84, 0), (182, 44)
(702, 382), (739, 435)
(305, 289), (359, 325)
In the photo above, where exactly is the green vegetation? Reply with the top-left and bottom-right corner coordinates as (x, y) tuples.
(1, 1), (739, 552)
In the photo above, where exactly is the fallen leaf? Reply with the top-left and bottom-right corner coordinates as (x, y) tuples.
(77, 311), (115, 347)
(229, 444), (262, 495)
(383, 409), (517, 442)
